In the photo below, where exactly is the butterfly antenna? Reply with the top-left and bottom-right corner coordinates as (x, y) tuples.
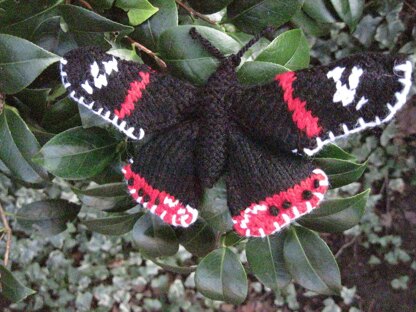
(189, 27), (226, 61)
(233, 26), (275, 64)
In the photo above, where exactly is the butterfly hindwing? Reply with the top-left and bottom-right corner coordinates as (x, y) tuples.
(60, 47), (196, 140)
(231, 53), (413, 156)
(227, 126), (329, 237)
(122, 122), (201, 227)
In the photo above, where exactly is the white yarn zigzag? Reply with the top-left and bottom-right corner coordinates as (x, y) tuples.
(59, 57), (145, 140)
(304, 61), (413, 156)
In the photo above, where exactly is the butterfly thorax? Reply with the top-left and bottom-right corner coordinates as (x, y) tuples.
(195, 60), (238, 188)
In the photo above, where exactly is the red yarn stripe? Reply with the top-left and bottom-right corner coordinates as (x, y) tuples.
(122, 164), (198, 227)
(115, 71), (151, 119)
(275, 71), (322, 138)
(232, 170), (328, 237)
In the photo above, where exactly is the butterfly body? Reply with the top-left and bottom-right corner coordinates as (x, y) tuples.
(60, 29), (413, 237)
(194, 59), (242, 188)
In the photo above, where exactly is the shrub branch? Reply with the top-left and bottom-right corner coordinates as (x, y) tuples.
(335, 235), (359, 259)
(0, 202), (12, 267)
(66, 0), (168, 69)
(126, 37), (167, 69)
(0, 93), (4, 114)
(175, 0), (216, 25)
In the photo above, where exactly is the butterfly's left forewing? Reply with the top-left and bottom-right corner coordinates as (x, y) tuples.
(60, 47), (196, 140)
(231, 53), (413, 156)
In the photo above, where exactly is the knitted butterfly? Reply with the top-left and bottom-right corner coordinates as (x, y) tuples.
(60, 28), (413, 238)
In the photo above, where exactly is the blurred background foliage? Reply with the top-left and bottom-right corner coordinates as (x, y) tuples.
(0, 0), (415, 311)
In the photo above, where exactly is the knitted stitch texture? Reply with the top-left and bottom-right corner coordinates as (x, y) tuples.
(60, 35), (413, 237)
(61, 47), (196, 140)
(230, 53), (412, 156)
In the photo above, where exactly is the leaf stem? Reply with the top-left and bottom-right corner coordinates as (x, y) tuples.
(126, 37), (167, 69)
(77, 0), (94, 10)
(175, 0), (216, 25)
(404, 1), (416, 14)
(0, 202), (12, 267)
(0, 93), (4, 114)
(335, 235), (359, 259)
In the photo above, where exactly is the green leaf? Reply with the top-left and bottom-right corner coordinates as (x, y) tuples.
(73, 182), (134, 212)
(31, 15), (77, 55)
(116, 0), (159, 26)
(29, 125), (55, 146)
(0, 0), (61, 42)
(16, 199), (81, 235)
(200, 179), (233, 233)
(89, 0), (116, 10)
(42, 97), (82, 133)
(15, 88), (51, 122)
(83, 213), (142, 235)
(284, 226), (342, 295)
(0, 159), (12, 176)
(78, 104), (109, 128)
(58, 4), (133, 47)
(299, 189), (369, 233)
(0, 0), (60, 28)
(33, 127), (118, 180)
(159, 25), (240, 84)
(187, 0), (233, 14)
(176, 219), (217, 257)
(223, 231), (244, 246)
(315, 143), (356, 161)
(227, 0), (303, 34)
(0, 34), (60, 94)
(303, 0), (337, 23)
(91, 161), (124, 185)
(330, 0), (364, 31)
(0, 265), (36, 303)
(314, 158), (367, 189)
(237, 61), (288, 85)
(246, 232), (291, 290)
(149, 258), (196, 274)
(0, 106), (48, 184)
(195, 247), (248, 304)
(131, 0), (178, 51)
(256, 29), (310, 70)
(291, 8), (331, 37)
(132, 213), (179, 257)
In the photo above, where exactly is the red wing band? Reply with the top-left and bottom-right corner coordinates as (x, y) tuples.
(232, 169), (329, 237)
(59, 57), (144, 140)
(115, 71), (151, 119)
(122, 164), (198, 227)
(275, 71), (323, 138)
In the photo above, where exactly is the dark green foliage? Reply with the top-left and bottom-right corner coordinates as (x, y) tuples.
(16, 199), (81, 235)
(0, 0), (376, 305)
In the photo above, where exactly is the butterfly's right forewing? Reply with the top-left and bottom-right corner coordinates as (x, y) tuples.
(231, 53), (413, 156)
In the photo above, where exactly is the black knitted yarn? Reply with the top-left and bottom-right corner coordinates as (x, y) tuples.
(62, 47), (197, 137)
(196, 60), (238, 188)
(60, 34), (412, 233)
(131, 122), (201, 207)
(226, 125), (314, 216)
(230, 52), (409, 154)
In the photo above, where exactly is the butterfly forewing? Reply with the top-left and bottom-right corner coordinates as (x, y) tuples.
(231, 53), (413, 156)
(60, 47), (196, 140)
